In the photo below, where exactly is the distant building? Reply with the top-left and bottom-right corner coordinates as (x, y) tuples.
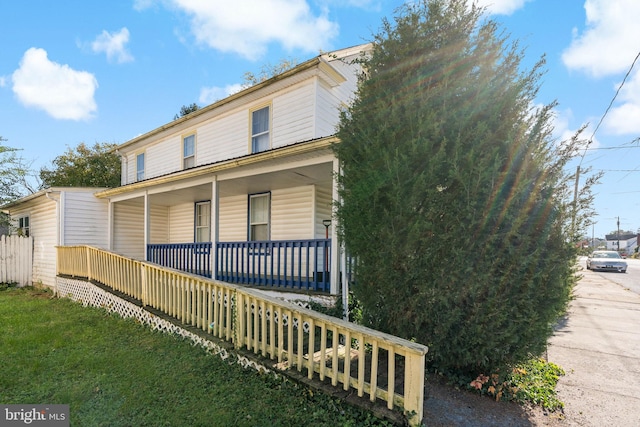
(605, 233), (639, 255)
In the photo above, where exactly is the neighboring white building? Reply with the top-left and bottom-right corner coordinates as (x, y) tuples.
(1, 188), (109, 287)
(605, 233), (639, 255)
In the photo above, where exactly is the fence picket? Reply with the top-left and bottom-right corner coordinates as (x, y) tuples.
(0, 235), (33, 286)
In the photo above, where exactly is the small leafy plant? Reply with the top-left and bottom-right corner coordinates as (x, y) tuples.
(469, 357), (565, 411)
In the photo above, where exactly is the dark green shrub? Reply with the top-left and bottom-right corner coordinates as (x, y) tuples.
(334, 0), (594, 375)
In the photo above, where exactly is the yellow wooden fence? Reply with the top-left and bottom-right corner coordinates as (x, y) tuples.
(57, 245), (428, 425)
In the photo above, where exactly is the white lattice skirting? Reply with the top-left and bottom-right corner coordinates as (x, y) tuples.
(56, 277), (273, 375)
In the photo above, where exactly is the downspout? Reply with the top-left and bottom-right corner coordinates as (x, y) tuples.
(45, 190), (62, 294)
(45, 190), (62, 246)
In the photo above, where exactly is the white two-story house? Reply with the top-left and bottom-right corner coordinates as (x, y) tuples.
(92, 44), (369, 295)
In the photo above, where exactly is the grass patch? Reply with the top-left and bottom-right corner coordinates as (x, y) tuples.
(0, 287), (392, 426)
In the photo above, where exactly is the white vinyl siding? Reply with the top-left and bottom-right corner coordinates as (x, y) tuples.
(150, 205), (169, 244)
(119, 78), (346, 181)
(196, 110), (247, 165)
(314, 79), (344, 138)
(113, 199), (145, 259)
(145, 136), (181, 179)
(314, 183), (333, 239)
(30, 201), (57, 287)
(271, 82), (316, 148)
(7, 189), (111, 288)
(271, 186), (314, 240)
(169, 203), (194, 243)
(63, 192), (109, 247)
(114, 48), (367, 190)
(11, 199), (56, 287)
(218, 195), (246, 241)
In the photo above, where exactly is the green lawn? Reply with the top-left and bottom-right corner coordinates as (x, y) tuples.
(0, 286), (390, 426)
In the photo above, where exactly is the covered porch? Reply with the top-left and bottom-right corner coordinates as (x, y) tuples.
(98, 141), (345, 295)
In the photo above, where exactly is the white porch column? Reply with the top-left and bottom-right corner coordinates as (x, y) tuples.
(143, 191), (149, 261)
(330, 158), (340, 295)
(107, 200), (114, 251)
(211, 177), (219, 279)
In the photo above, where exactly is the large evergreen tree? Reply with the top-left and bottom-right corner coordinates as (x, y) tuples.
(334, 0), (596, 375)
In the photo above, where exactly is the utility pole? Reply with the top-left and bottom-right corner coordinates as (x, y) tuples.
(617, 216), (620, 253)
(571, 165), (580, 240)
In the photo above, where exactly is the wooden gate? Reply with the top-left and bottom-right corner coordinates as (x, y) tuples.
(0, 235), (33, 286)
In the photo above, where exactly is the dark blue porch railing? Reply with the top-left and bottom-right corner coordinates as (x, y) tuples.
(147, 242), (212, 278)
(147, 239), (331, 292)
(217, 239), (331, 292)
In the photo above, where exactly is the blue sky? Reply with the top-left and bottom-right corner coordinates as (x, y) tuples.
(1, 0), (639, 238)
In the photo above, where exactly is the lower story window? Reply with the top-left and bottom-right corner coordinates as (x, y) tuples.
(195, 201), (211, 242)
(249, 193), (270, 241)
(17, 216), (30, 237)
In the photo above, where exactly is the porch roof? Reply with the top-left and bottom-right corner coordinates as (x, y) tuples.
(94, 136), (338, 200)
(1, 187), (108, 211)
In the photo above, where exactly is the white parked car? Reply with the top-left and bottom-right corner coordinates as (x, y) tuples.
(586, 251), (627, 273)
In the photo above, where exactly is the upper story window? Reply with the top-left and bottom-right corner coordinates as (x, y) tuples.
(195, 201), (211, 243)
(17, 216), (30, 237)
(249, 193), (270, 241)
(136, 153), (145, 181)
(251, 105), (270, 153)
(183, 134), (195, 169)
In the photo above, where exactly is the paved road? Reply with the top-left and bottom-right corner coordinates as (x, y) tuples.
(547, 267), (640, 426)
(582, 257), (640, 295)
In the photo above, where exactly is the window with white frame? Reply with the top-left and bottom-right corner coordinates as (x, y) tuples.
(251, 106), (270, 153)
(183, 134), (195, 169)
(249, 193), (270, 241)
(17, 216), (30, 237)
(136, 153), (145, 181)
(195, 201), (211, 243)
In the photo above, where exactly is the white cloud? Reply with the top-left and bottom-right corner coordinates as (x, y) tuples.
(12, 48), (98, 121)
(168, 0), (339, 59)
(91, 28), (134, 63)
(199, 83), (243, 105)
(0, 76), (6, 87)
(562, 0), (640, 78)
(133, 0), (156, 11)
(474, 0), (532, 15)
(603, 69), (640, 135)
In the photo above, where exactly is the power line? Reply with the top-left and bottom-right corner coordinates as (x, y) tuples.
(583, 145), (640, 151)
(580, 49), (640, 165)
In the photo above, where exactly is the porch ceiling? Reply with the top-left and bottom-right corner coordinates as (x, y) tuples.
(219, 162), (333, 197)
(146, 162), (333, 206)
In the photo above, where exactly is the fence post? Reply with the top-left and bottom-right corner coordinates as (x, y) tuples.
(141, 263), (148, 307)
(403, 351), (426, 426)
(85, 246), (92, 282)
